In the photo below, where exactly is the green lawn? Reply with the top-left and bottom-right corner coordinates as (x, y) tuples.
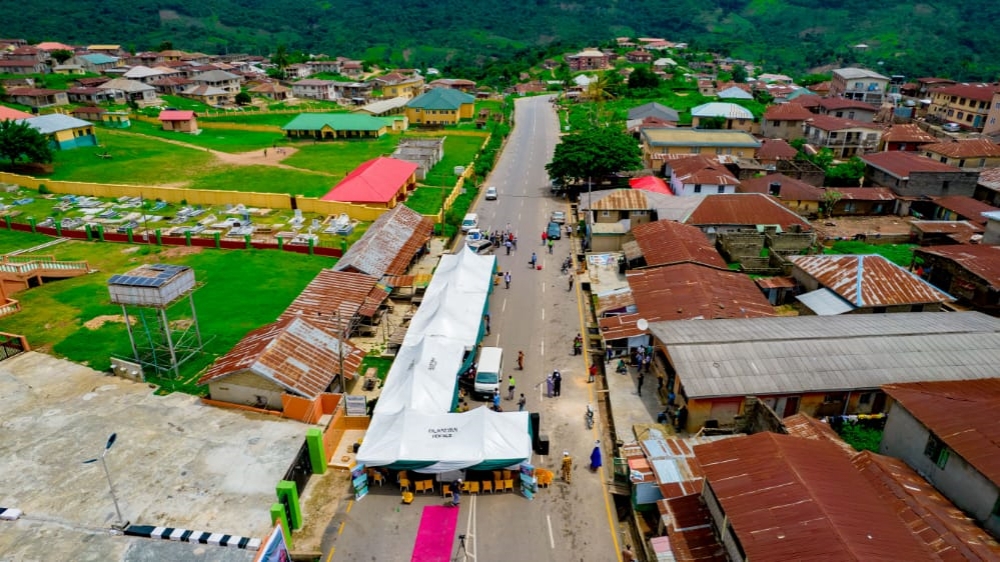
(44, 129), (215, 185)
(422, 134), (487, 187)
(825, 241), (916, 268)
(405, 187), (447, 214)
(189, 165), (334, 197)
(0, 229), (59, 253)
(283, 134), (401, 174)
(128, 120), (286, 153)
(200, 113), (305, 127)
(0, 240), (334, 394)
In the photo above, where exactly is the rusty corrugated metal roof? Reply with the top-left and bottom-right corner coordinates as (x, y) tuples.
(199, 316), (365, 396)
(628, 263), (776, 322)
(667, 155), (739, 186)
(789, 254), (953, 307)
(685, 193), (812, 231)
(834, 187), (897, 201)
(930, 195), (999, 225)
(595, 287), (634, 315)
(755, 276), (796, 289)
(853, 450), (1000, 560)
(783, 413), (857, 457)
(884, 378), (1000, 486)
(599, 312), (643, 341)
(333, 204), (433, 278)
(862, 151), (959, 178)
(280, 270), (387, 334)
(664, 494), (727, 561)
(587, 189), (651, 211)
(632, 220), (727, 269)
(915, 244), (1000, 290)
(695, 432), (937, 561)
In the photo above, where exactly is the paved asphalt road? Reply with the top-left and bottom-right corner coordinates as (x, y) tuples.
(329, 96), (620, 562)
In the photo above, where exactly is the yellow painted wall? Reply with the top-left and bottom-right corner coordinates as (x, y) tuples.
(459, 102), (475, 120)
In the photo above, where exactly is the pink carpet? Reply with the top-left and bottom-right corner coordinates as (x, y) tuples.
(411, 505), (460, 562)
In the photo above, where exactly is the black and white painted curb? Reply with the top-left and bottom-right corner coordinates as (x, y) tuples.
(125, 525), (261, 551)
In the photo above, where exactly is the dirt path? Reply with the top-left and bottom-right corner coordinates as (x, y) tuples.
(117, 131), (336, 176)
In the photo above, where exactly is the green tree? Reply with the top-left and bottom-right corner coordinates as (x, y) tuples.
(50, 49), (73, 64)
(234, 91), (252, 105)
(271, 44), (290, 78)
(545, 125), (642, 186)
(158, 41), (173, 52)
(826, 156), (867, 187)
(697, 116), (727, 130)
(0, 120), (53, 167)
(821, 189), (843, 217)
(627, 66), (660, 90)
(731, 64), (748, 84)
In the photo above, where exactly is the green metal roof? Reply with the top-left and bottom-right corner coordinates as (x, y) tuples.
(406, 88), (475, 110)
(281, 113), (388, 131)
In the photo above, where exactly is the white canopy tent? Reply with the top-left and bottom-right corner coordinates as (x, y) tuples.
(357, 406), (532, 472)
(373, 336), (467, 415)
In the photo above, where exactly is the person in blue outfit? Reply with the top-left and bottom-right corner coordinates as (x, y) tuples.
(590, 440), (603, 471)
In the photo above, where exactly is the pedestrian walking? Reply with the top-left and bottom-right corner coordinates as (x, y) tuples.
(493, 391), (501, 410)
(561, 452), (573, 484)
(264, 149), (268, 157)
(484, 313), (491, 335)
(573, 334), (583, 355)
(547, 239), (554, 254)
(589, 440), (603, 471)
(588, 363), (597, 383)
(504, 271), (511, 289)
(643, 355), (652, 373)
(517, 393), (526, 411)
(621, 545), (636, 562)
(511, 235), (517, 250)
(541, 231), (548, 245)
(517, 350), (524, 370)
(505, 239), (512, 255)
(567, 274), (574, 291)
(507, 374), (516, 400)
(606, 345), (613, 362)
(529, 252), (537, 268)
(637, 372), (645, 396)
(545, 374), (554, 398)
(553, 370), (562, 396)
(450, 478), (463, 506)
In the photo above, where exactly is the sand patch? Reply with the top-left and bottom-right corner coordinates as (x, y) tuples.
(84, 315), (133, 330)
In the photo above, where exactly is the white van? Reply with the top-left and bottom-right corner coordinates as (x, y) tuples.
(474, 346), (503, 399)
(461, 213), (479, 232)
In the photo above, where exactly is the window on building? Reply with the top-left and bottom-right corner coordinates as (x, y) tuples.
(601, 210), (611, 217)
(690, 147), (701, 154)
(959, 159), (966, 167)
(924, 434), (950, 469)
(830, 132), (838, 139)
(693, 184), (702, 193)
(993, 497), (1000, 517)
(835, 111), (844, 118)
(859, 392), (873, 404)
(980, 159), (987, 167)
(942, 181), (950, 192)
(717, 185), (725, 193)
(848, 111), (855, 119)
(773, 120), (782, 127)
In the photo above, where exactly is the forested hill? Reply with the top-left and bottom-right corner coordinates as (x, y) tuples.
(4, 0), (999, 80)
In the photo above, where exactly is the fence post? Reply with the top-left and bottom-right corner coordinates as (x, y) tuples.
(126, 227), (133, 244)
(305, 428), (327, 475)
(308, 238), (314, 256)
(245, 234), (252, 250)
(85, 224), (93, 241)
(214, 231), (221, 249)
(270, 503), (292, 549)
(155, 229), (162, 245)
(97, 224), (105, 242)
(185, 231), (192, 246)
(276, 481), (302, 530)
(278, 237), (284, 251)
(4, 216), (10, 230)
(28, 217), (36, 233)
(55, 222), (62, 236)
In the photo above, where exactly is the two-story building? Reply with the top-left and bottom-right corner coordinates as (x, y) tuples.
(640, 128), (761, 170)
(663, 155), (740, 196)
(291, 78), (337, 101)
(928, 83), (1000, 131)
(565, 48), (609, 71)
(737, 173), (824, 216)
(815, 97), (878, 122)
(915, 243), (1000, 312)
(578, 189), (676, 252)
(802, 115), (882, 158)
(190, 69), (241, 93)
(405, 88), (475, 126)
(829, 67), (890, 106)
(879, 123), (938, 152)
(373, 73), (424, 98)
(881, 379), (1000, 539)
(760, 103), (813, 140)
(984, 90), (1000, 137)
(861, 151), (979, 198)
(921, 139), (1000, 170)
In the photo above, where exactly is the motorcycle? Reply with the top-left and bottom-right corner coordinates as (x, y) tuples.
(586, 404), (595, 429)
(560, 256), (572, 274)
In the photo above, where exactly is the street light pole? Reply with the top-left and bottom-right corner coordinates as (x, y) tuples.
(83, 432), (129, 530)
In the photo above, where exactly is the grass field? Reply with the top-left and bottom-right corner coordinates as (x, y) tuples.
(284, 135), (400, 174)
(200, 113), (306, 127)
(825, 241), (916, 267)
(0, 229), (58, 253)
(421, 134), (487, 187)
(188, 165), (334, 196)
(0, 238), (334, 394)
(127, 120), (286, 153)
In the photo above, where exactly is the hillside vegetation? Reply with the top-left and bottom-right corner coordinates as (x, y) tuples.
(5, 0), (999, 80)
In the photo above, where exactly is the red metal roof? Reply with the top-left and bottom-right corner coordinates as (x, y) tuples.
(0, 106), (32, 120)
(790, 94), (822, 108)
(685, 193), (812, 231)
(738, 173), (824, 202)
(783, 413), (857, 457)
(334, 204), (434, 278)
(280, 270), (388, 332)
(755, 138), (799, 161)
(755, 276), (796, 289)
(832, 187), (897, 201)
(667, 155), (739, 187)
(932, 83), (1000, 102)
(198, 316), (365, 396)
(852, 451), (1000, 560)
(861, 151), (959, 178)
(922, 139), (1000, 159)
(884, 378), (1000, 486)
(322, 157), (418, 204)
(763, 103), (814, 121)
(631, 220), (727, 269)
(628, 263), (775, 322)
(930, 195), (999, 225)
(915, 244), (1000, 290)
(804, 114), (881, 132)
(695, 432), (936, 561)
(8, 87), (63, 96)
(628, 175), (672, 195)
(789, 254), (952, 307)
(818, 97), (879, 111)
(664, 494), (727, 561)
(598, 311), (643, 340)
(881, 124), (938, 144)
(158, 110), (195, 121)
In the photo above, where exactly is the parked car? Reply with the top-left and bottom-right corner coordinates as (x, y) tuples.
(942, 122), (962, 132)
(551, 210), (566, 224)
(546, 221), (562, 240)
(467, 239), (494, 255)
(485, 186), (498, 200)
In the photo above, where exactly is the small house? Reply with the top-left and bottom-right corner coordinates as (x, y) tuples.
(21, 114), (97, 150)
(158, 110), (198, 133)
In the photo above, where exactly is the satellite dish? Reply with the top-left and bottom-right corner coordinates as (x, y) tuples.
(636, 318), (649, 331)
